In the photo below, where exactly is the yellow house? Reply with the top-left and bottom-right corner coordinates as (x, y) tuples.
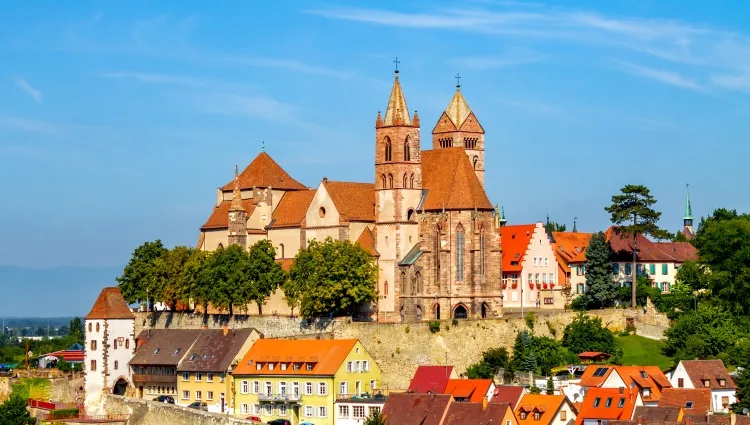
(176, 328), (260, 414)
(232, 339), (382, 425)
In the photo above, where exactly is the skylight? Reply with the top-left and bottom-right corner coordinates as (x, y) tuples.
(686, 401), (694, 408)
(593, 398), (601, 407)
(593, 367), (608, 377)
(153, 349), (160, 354)
(618, 398), (625, 408)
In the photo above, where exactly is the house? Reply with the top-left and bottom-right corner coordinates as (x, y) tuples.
(631, 406), (683, 422)
(176, 327), (260, 413)
(491, 386), (526, 408)
(445, 379), (495, 403)
(84, 287), (136, 414)
(408, 366), (456, 394)
(577, 353), (612, 364)
(38, 343), (85, 368)
(575, 366), (671, 406)
(231, 339), (382, 425)
(552, 232), (592, 296)
(129, 329), (203, 401)
(575, 387), (642, 425)
(516, 394), (578, 425)
(658, 388), (711, 417)
(669, 360), (736, 413)
(381, 393), (518, 425)
(501, 223), (560, 309)
(444, 400), (517, 425)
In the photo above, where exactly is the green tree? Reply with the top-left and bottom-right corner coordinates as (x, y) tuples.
(605, 185), (670, 307)
(180, 250), (213, 313)
(561, 313), (621, 357)
(584, 232), (616, 308)
(663, 303), (743, 361)
(67, 317), (83, 343)
(117, 240), (168, 307)
(546, 376), (555, 395)
(206, 245), (250, 315)
(732, 367), (750, 413)
(466, 347), (510, 379)
(153, 246), (195, 310)
(525, 312), (536, 333)
(0, 394), (35, 425)
(528, 385), (542, 394)
(287, 238), (378, 318)
(364, 409), (387, 425)
(531, 336), (578, 376)
(512, 330), (537, 372)
(244, 240), (286, 315)
(675, 261), (707, 292)
(545, 221), (566, 233)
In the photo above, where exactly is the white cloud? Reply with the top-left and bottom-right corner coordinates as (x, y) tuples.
(101, 71), (250, 91)
(452, 50), (544, 70)
(0, 116), (61, 135)
(618, 61), (706, 92)
(13, 78), (42, 103)
(200, 94), (298, 124)
(224, 57), (352, 79)
(712, 71), (750, 92)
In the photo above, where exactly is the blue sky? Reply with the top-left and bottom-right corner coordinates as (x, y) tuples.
(1, 0), (749, 268)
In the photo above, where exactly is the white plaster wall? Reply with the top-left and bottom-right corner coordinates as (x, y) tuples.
(335, 401), (385, 425)
(267, 228), (301, 259)
(712, 388), (736, 413)
(669, 363), (693, 388)
(106, 319), (135, 387)
(504, 223), (557, 308)
(85, 319), (105, 414)
(203, 229), (228, 251)
(306, 184), (340, 228)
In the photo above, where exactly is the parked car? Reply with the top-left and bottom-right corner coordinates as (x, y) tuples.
(153, 395), (174, 404)
(267, 419), (292, 425)
(245, 415), (263, 424)
(187, 401), (208, 410)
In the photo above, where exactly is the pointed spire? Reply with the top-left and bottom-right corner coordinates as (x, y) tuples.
(573, 217), (578, 233)
(494, 204), (500, 228)
(376, 111), (383, 127)
(383, 70), (411, 126)
(230, 165), (244, 211)
(444, 82), (472, 128)
(412, 110), (420, 127)
(499, 204), (507, 226)
(684, 183), (693, 220)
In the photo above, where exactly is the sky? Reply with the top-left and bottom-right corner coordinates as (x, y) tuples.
(1, 0), (749, 269)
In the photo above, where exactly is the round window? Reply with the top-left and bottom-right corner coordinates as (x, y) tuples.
(319, 207), (326, 218)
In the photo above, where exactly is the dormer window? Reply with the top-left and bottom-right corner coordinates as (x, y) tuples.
(643, 388), (651, 397)
(153, 349), (160, 354)
(703, 379), (710, 387)
(293, 363), (301, 371)
(593, 398), (601, 407)
(256, 363), (262, 370)
(640, 371), (648, 379)
(605, 397), (613, 408)
(520, 412), (527, 420)
(281, 363), (287, 371)
(306, 363), (314, 371)
(534, 412), (541, 420)
(719, 378), (726, 387)
(269, 363), (275, 371)
(618, 398), (625, 408)
(189, 354), (197, 361)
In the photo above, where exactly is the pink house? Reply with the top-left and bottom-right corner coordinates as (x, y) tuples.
(501, 222), (559, 309)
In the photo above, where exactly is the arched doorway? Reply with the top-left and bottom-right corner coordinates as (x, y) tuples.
(434, 304), (441, 320)
(399, 305), (405, 322)
(453, 304), (468, 319)
(481, 303), (489, 318)
(416, 305), (423, 321)
(112, 378), (129, 395)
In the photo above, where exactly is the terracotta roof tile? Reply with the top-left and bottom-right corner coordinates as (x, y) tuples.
(680, 360), (736, 389)
(553, 232), (592, 265)
(444, 402), (510, 425)
(421, 148), (493, 211)
(233, 339), (358, 376)
(176, 329), (257, 373)
(579, 365), (615, 387)
(130, 329), (203, 366)
(356, 227), (379, 257)
(445, 379), (493, 403)
(500, 224), (537, 272)
(408, 366), (454, 394)
(615, 366), (672, 402)
(85, 287), (135, 320)
(222, 152), (306, 191)
(653, 242), (698, 262)
(270, 190), (316, 228)
(516, 395), (569, 425)
(605, 227), (696, 263)
(659, 389), (711, 415)
(382, 393), (452, 425)
(632, 406), (682, 422)
(575, 387), (639, 425)
(324, 181), (375, 222)
(491, 386), (525, 408)
(201, 199), (257, 230)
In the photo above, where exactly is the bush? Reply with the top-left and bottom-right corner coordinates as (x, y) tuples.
(452, 318), (459, 326)
(571, 295), (592, 311)
(50, 408), (80, 419)
(429, 321), (440, 333)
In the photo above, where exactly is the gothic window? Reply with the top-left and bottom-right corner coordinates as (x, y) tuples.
(434, 304), (441, 320)
(381, 174), (386, 188)
(480, 229), (486, 277)
(415, 272), (423, 294)
(384, 281), (388, 296)
(439, 137), (453, 148)
(407, 209), (415, 221)
(217, 243), (224, 249)
(453, 304), (468, 319)
(400, 271), (407, 295)
(410, 173), (415, 188)
(404, 137), (410, 161)
(388, 174), (393, 189)
(434, 226), (441, 284)
(465, 138), (478, 149)
(473, 156), (479, 170)
(403, 173), (408, 188)
(411, 274), (417, 295)
(384, 138), (392, 162)
(279, 243), (285, 259)
(456, 224), (465, 281)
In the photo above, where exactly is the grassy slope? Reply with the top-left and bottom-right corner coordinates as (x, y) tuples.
(615, 334), (674, 370)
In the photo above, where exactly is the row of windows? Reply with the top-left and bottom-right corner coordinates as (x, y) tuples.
(181, 372), (224, 382)
(239, 380), (327, 396)
(380, 173), (416, 189)
(339, 405), (380, 419)
(383, 137), (411, 162)
(533, 257), (550, 267)
(254, 362), (315, 372)
(181, 390), (217, 401)
(147, 386), (175, 395)
(89, 338), (130, 352)
(338, 380), (377, 396)
(136, 366), (175, 376)
(526, 273), (556, 285)
(344, 360), (370, 372)
(88, 360), (119, 371)
(239, 403), (327, 418)
(613, 263), (673, 276)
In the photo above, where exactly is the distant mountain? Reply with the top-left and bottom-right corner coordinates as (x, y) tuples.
(0, 266), (123, 317)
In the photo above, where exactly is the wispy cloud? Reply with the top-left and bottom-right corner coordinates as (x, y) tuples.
(451, 49), (544, 70)
(13, 78), (42, 103)
(224, 57), (352, 79)
(712, 71), (750, 92)
(101, 71), (251, 91)
(0, 116), (61, 135)
(199, 94), (298, 124)
(618, 61), (706, 92)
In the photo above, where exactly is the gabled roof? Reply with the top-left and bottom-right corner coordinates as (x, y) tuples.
(232, 339), (358, 376)
(383, 73), (411, 126)
(653, 242), (698, 262)
(85, 287), (135, 320)
(614, 366), (672, 403)
(408, 366), (454, 394)
(632, 406), (682, 422)
(222, 152), (306, 191)
(399, 244), (422, 266)
(323, 180), (376, 222)
(516, 394), (570, 425)
(176, 329), (257, 373)
(269, 190), (316, 229)
(606, 227), (673, 262)
(500, 224), (537, 272)
(445, 379), (493, 403)
(491, 386), (525, 408)
(553, 232), (592, 265)
(356, 227), (379, 257)
(679, 360), (736, 389)
(382, 393), (452, 425)
(574, 387), (639, 425)
(444, 89), (471, 131)
(201, 198), (257, 230)
(130, 330), (203, 366)
(579, 365), (615, 387)
(444, 402), (510, 425)
(659, 388), (711, 415)
(421, 148), (493, 211)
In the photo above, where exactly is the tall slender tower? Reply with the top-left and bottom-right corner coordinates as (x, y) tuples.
(374, 64), (422, 318)
(228, 165), (248, 248)
(682, 184), (694, 239)
(432, 76), (486, 186)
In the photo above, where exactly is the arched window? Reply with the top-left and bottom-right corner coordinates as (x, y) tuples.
(434, 225), (441, 284)
(384, 281), (389, 296)
(388, 174), (393, 189)
(279, 243), (285, 258)
(403, 173), (408, 188)
(434, 304), (441, 320)
(415, 272), (423, 294)
(400, 272), (407, 295)
(217, 243), (224, 249)
(88, 323), (92, 332)
(125, 339), (130, 349)
(416, 305), (423, 321)
(404, 137), (410, 161)
(480, 229), (485, 277)
(456, 224), (465, 281)
(384, 137), (392, 162)
(407, 209), (415, 221)
(454, 304), (468, 319)
(381, 174), (386, 188)
(473, 156), (479, 170)
(410, 174), (415, 188)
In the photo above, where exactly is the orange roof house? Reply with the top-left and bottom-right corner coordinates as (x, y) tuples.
(579, 366), (672, 405)
(268, 190), (316, 229)
(382, 393), (453, 425)
(500, 224), (536, 273)
(575, 387), (641, 425)
(85, 287), (134, 320)
(659, 388), (711, 416)
(491, 386), (525, 408)
(408, 366), (455, 394)
(221, 152), (306, 191)
(579, 365), (616, 388)
(444, 379), (495, 403)
(516, 394), (579, 425)
(444, 401), (516, 425)
(552, 231), (592, 288)
(233, 339), (371, 376)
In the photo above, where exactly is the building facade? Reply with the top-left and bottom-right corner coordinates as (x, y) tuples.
(501, 223), (559, 309)
(84, 287), (136, 415)
(669, 360), (736, 413)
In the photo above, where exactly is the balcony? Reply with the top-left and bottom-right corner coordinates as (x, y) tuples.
(257, 393), (302, 403)
(131, 374), (177, 384)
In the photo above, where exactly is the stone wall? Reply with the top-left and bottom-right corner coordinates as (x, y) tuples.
(104, 394), (251, 425)
(0, 377), (9, 402)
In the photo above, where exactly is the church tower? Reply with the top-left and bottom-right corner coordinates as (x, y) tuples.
(228, 165), (248, 248)
(375, 66), (422, 319)
(682, 184), (695, 239)
(432, 77), (486, 186)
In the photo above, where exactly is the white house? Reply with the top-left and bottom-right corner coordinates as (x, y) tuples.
(84, 287), (136, 414)
(335, 395), (386, 425)
(669, 360), (736, 413)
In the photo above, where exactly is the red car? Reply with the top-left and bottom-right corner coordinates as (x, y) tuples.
(245, 416), (263, 424)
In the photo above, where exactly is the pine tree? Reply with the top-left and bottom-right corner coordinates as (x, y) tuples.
(584, 232), (617, 308)
(512, 330), (538, 372)
(546, 376), (555, 395)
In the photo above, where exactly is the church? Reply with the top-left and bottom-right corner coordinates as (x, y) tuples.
(197, 69), (503, 322)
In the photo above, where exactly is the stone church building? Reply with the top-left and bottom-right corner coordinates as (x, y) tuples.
(197, 71), (503, 322)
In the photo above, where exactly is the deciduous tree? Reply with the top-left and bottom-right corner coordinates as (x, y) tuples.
(244, 240), (286, 315)
(180, 250), (213, 313)
(117, 240), (168, 306)
(663, 303), (743, 361)
(561, 313), (621, 357)
(206, 245), (249, 315)
(0, 394), (35, 425)
(153, 246), (195, 310)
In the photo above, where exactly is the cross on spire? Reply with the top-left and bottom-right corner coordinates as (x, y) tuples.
(261, 140), (265, 152)
(393, 57), (400, 73)
(455, 73), (461, 89)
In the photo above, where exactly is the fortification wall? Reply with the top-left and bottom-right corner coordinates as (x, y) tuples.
(103, 394), (250, 425)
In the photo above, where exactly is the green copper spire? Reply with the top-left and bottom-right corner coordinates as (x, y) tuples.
(500, 204), (507, 226)
(684, 183), (693, 220)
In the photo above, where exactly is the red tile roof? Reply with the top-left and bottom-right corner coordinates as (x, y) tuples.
(85, 287), (135, 320)
(444, 401), (511, 425)
(659, 388), (711, 415)
(605, 228), (697, 263)
(575, 387), (639, 425)
(323, 180), (376, 222)
(408, 366), (454, 394)
(269, 190), (316, 228)
(421, 148), (493, 211)
(356, 227), (379, 257)
(491, 386), (525, 408)
(680, 360), (736, 389)
(613, 366), (672, 403)
(553, 232), (592, 265)
(222, 152), (306, 191)
(517, 395), (570, 425)
(382, 393), (452, 425)
(445, 379), (493, 403)
(653, 242), (698, 262)
(632, 406), (682, 422)
(233, 339), (358, 376)
(500, 224), (537, 272)
(579, 365), (615, 387)
(201, 198), (257, 230)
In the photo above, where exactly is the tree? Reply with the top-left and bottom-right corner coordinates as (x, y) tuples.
(0, 394), (35, 425)
(512, 330), (537, 372)
(244, 240), (286, 315)
(364, 409), (387, 425)
(675, 261), (707, 292)
(545, 221), (566, 233)
(525, 312), (536, 333)
(531, 336), (578, 376)
(206, 245), (250, 315)
(180, 250), (213, 313)
(546, 376), (555, 395)
(561, 313), (621, 357)
(117, 240), (168, 306)
(466, 347), (510, 379)
(732, 367), (750, 413)
(153, 246), (195, 310)
(584, 232), (616, 308)
(663, 303), (743, 361)
(287, 238), (378, 318)
(528, 385), (542, 394)
(605, 185), (670, 307)
(67, 317), (83, 343)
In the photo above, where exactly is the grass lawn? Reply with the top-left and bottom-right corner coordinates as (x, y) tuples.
(615, 334), (674, 370)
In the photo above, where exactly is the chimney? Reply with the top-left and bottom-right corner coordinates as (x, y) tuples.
(619, 387), (624, 394)
(482, 397), (488, 411)
(223, 324), (229, 337)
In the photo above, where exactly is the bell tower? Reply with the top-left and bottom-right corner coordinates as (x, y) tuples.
(432, 75), (486, 186)
(228, 165), (248, 248)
